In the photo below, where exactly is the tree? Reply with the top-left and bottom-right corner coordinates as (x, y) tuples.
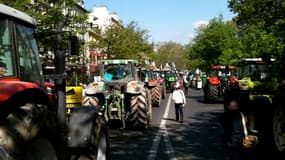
(155, 42), (187, 70)
(228, 0), (285, 58)
(94, 21), (154, 62)
(0, 0), (88, 53)
(187, 16), (242, 72)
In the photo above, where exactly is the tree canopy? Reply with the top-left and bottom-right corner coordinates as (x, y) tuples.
(92, 21), (154, 63)
(186, 16), (242, 71)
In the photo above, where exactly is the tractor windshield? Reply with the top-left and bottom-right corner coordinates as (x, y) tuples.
(239, 63), (277, 81)
(0, 19), (15, 78)
(103, 64), (132, 81)
(138, 70), (150, 82)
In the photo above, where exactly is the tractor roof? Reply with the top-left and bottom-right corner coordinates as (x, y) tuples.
(101, 59), (138, 65)
(239, 58), (276, 64)
(0, 4), (36, 26)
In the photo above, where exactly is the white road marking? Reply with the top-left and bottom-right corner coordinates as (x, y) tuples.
(148, 94), (177, 160)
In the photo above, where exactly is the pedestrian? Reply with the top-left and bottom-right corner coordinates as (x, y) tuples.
(172, 82), (186, 123)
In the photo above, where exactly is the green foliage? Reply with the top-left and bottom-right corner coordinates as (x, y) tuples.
(0, 0), (88, 53)
(240, 25), (284, 58)
(187, 16), (242, 71)
(155, 42), (187, 70)
(228, 0), (285, 58)
(96, 21), (154, 63)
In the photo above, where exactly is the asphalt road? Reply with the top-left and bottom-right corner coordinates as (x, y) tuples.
(108, 88), (227, 160)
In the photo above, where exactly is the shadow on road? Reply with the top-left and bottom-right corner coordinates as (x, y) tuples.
(166, 110), (227, 160)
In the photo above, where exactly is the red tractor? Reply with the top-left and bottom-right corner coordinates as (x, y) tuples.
(153, 69), (167, 100)
(203, 65), (238, 103)
(138, 68), (162, 107)
(0, 4), (109, 160)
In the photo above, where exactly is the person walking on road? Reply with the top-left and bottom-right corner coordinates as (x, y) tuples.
(172, 82), (186, 123)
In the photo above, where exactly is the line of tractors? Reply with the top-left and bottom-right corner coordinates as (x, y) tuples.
(0, 4), (175, 159)
(1, 3), (285, 159)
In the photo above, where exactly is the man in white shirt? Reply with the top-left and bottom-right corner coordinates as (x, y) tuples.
(172, 82), (186, 123)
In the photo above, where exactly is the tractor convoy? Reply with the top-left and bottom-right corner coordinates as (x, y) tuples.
(1, 3), (285, 160)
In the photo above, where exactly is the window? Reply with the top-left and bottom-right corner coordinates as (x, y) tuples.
(104, 64), (131, 81)
(0, 19), (15, 77)
(15, 23), (43, 85)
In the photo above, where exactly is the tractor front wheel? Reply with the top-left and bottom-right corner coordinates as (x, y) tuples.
(0, 103), (59, 160)
(126, 90), (149, 130)
(151, 86), (162, 107)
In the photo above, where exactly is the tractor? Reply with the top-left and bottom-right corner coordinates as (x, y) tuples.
(224, 57), (284, 154)
(153, 69), (167, 100)
(203, 65), (238, 103)
(138, 68), (163, 107)
(0, 4), (109, 159)
(164, 70), (179, 92)
(82, 59), (152, 130)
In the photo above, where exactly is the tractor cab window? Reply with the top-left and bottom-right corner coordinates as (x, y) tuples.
(104, 64), (131, 81)
(0, 19), (15, 77)
(15, 23), (43, 85)
(239, 63), (277, 81)
(139, 70), (151, 82)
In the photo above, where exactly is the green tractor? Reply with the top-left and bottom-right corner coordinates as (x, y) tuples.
(82, 59), (152, 130)
(164, 70), (179, 92)
(224, 57), (281, 152)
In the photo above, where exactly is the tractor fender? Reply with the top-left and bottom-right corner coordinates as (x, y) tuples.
(125, 81), (145, 94)
(85, 81), (105, 95)
(0, 88), (53, 111)
(67, 106), (99, 148)
(0, 81), (52, 108)
(148, 79), (159, 87)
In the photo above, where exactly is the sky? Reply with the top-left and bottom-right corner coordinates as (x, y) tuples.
(84, 0), (235, 45)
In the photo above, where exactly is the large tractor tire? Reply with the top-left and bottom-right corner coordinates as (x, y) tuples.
(145, 88), (152, 126)
(204, 85), (218, 103)
(0, 103), (59, 160)
(67, 115), (110, 160)
(126, 90), (149, 130)
(151, 86), (162, 107)
(273, 103), (285, 152)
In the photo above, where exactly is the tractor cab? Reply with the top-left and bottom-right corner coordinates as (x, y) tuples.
(0, 8), (44, 86)
(237, 58), (279, 93)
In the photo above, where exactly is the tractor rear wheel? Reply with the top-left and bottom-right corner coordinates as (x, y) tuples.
(0, 103), (59, 160)
(126, 90), (149, 129)
(151, 86), (161, 107)
(92, 116), (109, 160)
(207, 85), (218, 103)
